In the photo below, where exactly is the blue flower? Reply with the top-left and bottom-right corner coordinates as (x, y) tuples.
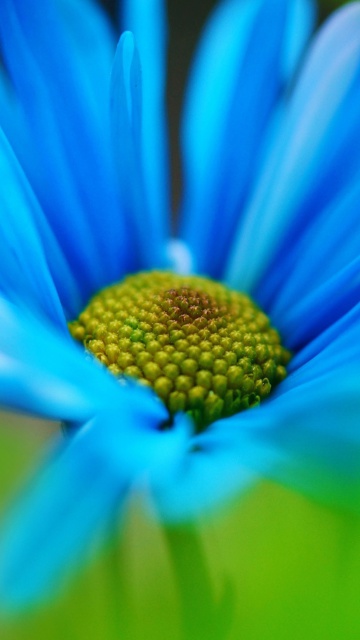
(0, 0), (360, 611)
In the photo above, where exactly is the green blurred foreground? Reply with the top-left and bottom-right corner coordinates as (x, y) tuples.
(0, 413), (360, 640)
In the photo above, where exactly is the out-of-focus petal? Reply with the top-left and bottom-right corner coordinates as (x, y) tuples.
(0, 404), (190, 610)
(226, 3), (360, 292)
(55, 0), (116, 112)
(121, 0), (170, 250)
(0, 297), (122, 421)
(0, 69), (26, 149)
(0, 435), (127, 612)
(180, 0), (315, 277)
(152, 442), (255, 522)
(260, 180), (360, 323)
(234, 368), (360, 509)
(0, 128), (83, 322)
(272, 254), (360, 351)
(0, 0), (134, 302)
(110, 31), (169, 269)
(288, 300), (360, 371)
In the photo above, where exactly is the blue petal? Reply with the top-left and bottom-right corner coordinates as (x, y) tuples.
(260, 179), (360, 323)
(0, 433), (127, 612)
(0, 128), (83, 322)
(0, 399), (189, 610)
(0, 297), (121, 421)
(55, 0), (117, 115)
(289, 299), (360, 372)
(0, 0), (134, 301)
(179, 0), (315, 277)
(225, 3), (360, 292)
(152, 441), (255, 523)
(226, 370), (360, 512)
(110, 33), (162, 268)
(281, 0), (315, 79)
(120, 0), (170, 252)
(110, 31), (169, 269)
(0, 68), (26, 150)
(271, 254), (360, 351)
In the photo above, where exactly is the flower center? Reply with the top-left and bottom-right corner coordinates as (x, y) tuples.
(69, 271), (291, 430)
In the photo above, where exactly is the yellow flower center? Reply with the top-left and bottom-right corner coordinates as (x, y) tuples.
(69, 271), (291, 430)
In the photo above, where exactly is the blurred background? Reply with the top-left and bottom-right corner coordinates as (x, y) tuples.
(0, 0), (357, 639)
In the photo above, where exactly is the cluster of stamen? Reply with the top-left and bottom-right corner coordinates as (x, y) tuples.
(69, 271), (291, 430)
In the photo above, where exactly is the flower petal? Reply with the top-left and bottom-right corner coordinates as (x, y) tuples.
(120, 0), (171, 254)
(288, 299), (360, 372)
(239, 368), (360, 512)
(0, 434), (127, 611)
(0, 68), (26, 150)
(260, 179), (360, 324)
(226, 3), (360, 292)
(0, 0), (134, 300)
(272, 254), (360, 351)
(110, 32), (168, 268)
(0, 403), (189, 610)
(0, 297), (121, 421)
(0, 128), (84, 322)
(152, 442), (255, 522)
(179, 0), (315, 277)
(55, 0), (116, 112)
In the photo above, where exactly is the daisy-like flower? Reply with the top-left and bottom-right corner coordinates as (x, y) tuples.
(0, 0), (360, 620)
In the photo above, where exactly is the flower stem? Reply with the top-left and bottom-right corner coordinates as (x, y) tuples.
(163, 524), (233, 640)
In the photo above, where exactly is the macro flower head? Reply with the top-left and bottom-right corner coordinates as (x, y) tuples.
(0, 0), (360, 614)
